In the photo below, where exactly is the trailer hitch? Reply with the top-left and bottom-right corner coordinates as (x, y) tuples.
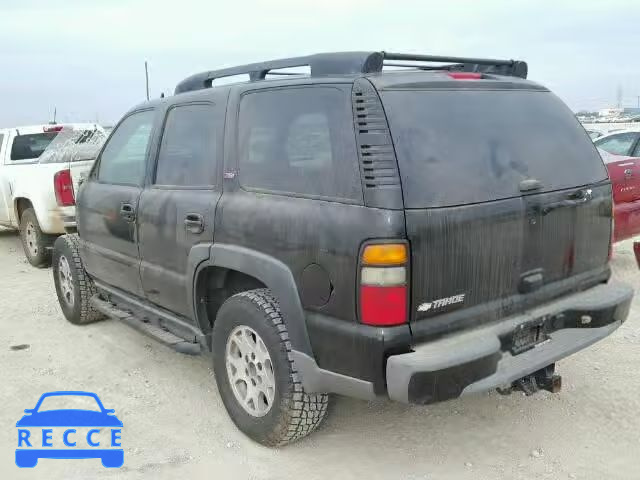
(497, 364), (562, 396)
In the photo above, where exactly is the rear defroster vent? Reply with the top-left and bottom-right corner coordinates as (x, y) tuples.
(352, 79), (403, 209)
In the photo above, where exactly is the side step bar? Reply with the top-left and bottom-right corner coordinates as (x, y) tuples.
(90, 296), (201, 355)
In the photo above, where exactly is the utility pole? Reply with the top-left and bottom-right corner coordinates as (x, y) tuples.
(145, 61), (150, 101)
(616, 84), (623, 108)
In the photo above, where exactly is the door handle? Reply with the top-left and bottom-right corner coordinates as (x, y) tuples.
(184, 213), (204, 234)
(538, 188), (593, 215)
(120, 203), (136, 222)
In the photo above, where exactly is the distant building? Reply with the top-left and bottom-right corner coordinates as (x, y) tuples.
(598, 107), (640, 117)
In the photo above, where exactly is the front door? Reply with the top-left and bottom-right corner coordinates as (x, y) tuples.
(137, 102), (223, 318)
(77, 109), (156, 297)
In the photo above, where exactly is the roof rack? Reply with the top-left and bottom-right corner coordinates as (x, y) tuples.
(174, 51), (528, 94)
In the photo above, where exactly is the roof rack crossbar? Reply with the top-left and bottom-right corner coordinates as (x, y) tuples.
(382, 52), (515, 66)
(174, 51), (527, 94)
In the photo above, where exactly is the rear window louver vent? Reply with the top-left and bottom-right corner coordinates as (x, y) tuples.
(352, 79), (403, 209)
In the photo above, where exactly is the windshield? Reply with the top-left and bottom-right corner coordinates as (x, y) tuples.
(37, 395), (102, 412)
(382, 89), (609, 208)
(38, 128), (107, 164)
(10, 132), (59, 161)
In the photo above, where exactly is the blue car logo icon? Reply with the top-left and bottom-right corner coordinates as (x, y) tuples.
(16, 391), (123, 468)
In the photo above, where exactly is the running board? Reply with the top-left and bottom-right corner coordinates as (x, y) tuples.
(90, 296), (202, 355)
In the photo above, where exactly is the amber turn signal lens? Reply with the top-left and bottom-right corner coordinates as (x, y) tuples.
(361, 244), (407, 265)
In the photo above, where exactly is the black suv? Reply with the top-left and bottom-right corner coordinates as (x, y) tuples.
(52, 51), (633, 446)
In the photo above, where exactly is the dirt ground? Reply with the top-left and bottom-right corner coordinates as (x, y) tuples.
(1, 227), (639, 480)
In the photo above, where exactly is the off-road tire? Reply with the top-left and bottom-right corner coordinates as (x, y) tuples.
(52, 234), (105, 325)
(20, 208), (54, 268)
(213, 288), (329, 446)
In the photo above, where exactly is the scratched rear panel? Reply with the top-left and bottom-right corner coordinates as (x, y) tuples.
(407, 184), (611, 327)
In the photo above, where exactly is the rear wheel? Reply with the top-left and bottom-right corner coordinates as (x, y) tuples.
(213, 289), (329, 446)
(20, 208), (54, 268)
(52, 234), (105, 325)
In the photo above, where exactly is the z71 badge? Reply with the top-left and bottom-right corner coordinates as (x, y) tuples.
(418, 293), (466, 312)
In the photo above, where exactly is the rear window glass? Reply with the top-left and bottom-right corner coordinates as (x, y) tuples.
(382, 90), (608, 208)
(10, 132), (58, 161)
(39, 129), (108, 164)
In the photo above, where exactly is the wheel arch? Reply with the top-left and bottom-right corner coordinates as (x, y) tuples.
(190, 243), (314, 357)
(13, 196), (33, 222)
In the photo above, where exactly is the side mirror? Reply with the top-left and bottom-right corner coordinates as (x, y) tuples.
(23, 409), (34, 414)
(104, 409), (115, 414)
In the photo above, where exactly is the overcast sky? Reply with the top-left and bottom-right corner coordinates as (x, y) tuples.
(1, 0), (639, 127)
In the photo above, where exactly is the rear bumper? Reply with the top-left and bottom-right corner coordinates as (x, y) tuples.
(386, 282), (633, 404)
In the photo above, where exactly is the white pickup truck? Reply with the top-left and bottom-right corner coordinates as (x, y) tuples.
(0, 124), (106, 267)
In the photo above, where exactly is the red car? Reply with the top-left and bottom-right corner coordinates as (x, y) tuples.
(598, 148), (640, 242)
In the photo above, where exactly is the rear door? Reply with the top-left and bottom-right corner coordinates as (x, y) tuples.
(77, 110), (157, 297)
(137, 101), (224, 317)
(381, 87), (610, 330)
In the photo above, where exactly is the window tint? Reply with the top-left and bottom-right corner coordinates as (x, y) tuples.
(594, 132), (639, 156)
(238, 87), (362, 201)
(98, 110), (155, 185)
(10, 132), (58, 161)
(155, 104), (217, 186)
(382, 90), (609, 208)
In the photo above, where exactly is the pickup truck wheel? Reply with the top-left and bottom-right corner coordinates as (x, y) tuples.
(213, 288), (329, 447)
(19, 208), (54, 268)
(52, 234), (105, 325)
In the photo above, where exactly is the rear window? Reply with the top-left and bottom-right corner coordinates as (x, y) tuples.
(39, 129), (108, 164)
(10, 132), (58, 161)
(382, 89), (608, 208)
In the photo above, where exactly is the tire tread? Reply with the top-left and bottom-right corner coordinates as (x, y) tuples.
(231, 288), (329, 446)
(57, 234), (104, 324)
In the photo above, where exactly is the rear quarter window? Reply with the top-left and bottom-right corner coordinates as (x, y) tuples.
(238, 87), (363, 203)
(381, 89), (608, 208)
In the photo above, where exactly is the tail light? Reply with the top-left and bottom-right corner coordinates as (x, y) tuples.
(447, 72), (483, 80)
(54, 169), (75, 206)
(359, 243), (408, 326)
(44, 125), (64, 133)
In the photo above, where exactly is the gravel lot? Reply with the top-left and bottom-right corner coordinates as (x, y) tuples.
(1, 227), (639, 480)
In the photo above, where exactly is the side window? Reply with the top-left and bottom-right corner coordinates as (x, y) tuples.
(155, 104), (217, 187)
(633, 138), (640, 158)
(238, 87), (362, 201)
(97, 110), (155, 185)
(595, 132), (640, 156)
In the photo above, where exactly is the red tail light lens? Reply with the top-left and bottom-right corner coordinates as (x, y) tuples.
(54, 169), (75, 206)
(359, 243), (408, 326)
(44, 125), (64, 132)
(447, 72), (483, 80)
(360, 285), (407, 326)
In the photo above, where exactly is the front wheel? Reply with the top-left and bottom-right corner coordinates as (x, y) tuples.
(213, 289), (329, 447)
(52, 234), (105, 325)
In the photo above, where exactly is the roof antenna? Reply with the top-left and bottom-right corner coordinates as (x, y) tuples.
(145, 61), (150, 101)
